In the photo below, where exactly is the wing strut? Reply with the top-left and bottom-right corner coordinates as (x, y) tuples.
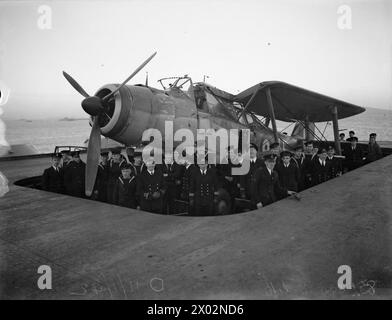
(331, 105), (342, 155)
(265, 87), (279, 143)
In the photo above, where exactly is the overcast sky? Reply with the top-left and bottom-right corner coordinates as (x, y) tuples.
(0, 0), (391, 119)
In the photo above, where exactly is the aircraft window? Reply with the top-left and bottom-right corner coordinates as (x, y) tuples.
(246, 113), (254, 124)
(238, 114), (247, 125)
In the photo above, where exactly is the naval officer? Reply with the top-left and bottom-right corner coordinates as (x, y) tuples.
(42, 153), (64, 193)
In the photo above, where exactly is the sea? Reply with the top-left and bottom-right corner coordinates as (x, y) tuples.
(2, 107), (392, 154)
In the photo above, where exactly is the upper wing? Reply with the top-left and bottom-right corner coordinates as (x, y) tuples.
(234, 81), (365, 122)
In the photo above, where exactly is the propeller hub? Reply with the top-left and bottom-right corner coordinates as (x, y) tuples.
(81, 96), (104, 116)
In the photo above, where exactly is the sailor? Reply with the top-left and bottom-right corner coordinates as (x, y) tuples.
(254, 153), (292, 208)
(113, 163), (137, 209)
(275, 150), (300, 193)
(42, 153), (64, 193)
(311, 147), (331, 186)
(365, 133), (382, 163)
(326, 146), (342, 178)
(346, 130), (356, 142)
(345, 137), (363, 171)
(66, 150), (86, 197)
(339, 133), (346, 141)
(189, 160), (218, 216)
(239, 143), (263, 209)
(93, 151), (110, 202)
(107, 148), (127, 203)
(61, 150), (73, 195)
(137, 158), (166, 214)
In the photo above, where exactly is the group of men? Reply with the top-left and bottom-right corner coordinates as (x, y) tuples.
(42, 131), (383, 216)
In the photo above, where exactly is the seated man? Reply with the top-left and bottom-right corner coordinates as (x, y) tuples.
(254, 154), (295, 208)
(275, 150), (300, 193)
(189, 161), (218, 216)
(42, 153), (64, 193)
(113, 163), (137, 209)
(137, 158), (166, 214)
(326, 146), (342, 178)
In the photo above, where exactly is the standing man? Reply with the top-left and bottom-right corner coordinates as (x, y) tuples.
(93, 151), (110, 202)
(107, 148), (126, 203)
(239, 143), (263, 209)
(61, 150), (73, 195)
(311, 148), (331, 186)
(303, 141), (317, 188)
(345, 137), (364, 171)
(189, 161), (218, 216)
(42, 153), (64, 193)
(339, 133), (346, 141)
(326, 146), (342, 178)
(162, 153), (183, 214)
(346, 130), (356, 142)
(365, 133), (382, 163)
(275, 151), (300, 193)
(137, 158), (166, 214)
(254, 154), (294, 208)
(68, 151), (86, 197)
(292, 145), (310, 191)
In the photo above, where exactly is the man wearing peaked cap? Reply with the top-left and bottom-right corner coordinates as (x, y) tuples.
(92, 151), (110, 202)
(239, 142), (263, 209)
(67, 149), (86, 197)
(113, 163), (137, 209)
(42, 153), (65, 194)
(310, 147), (331, 186)
(366, 132), (382, 163)
(326, 145), (342, 178)
(107, 147), (127, 203)
(276, 150), (300, 193)
(254, 152), (293, 208)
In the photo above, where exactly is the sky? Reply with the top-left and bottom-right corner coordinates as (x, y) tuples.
(0, 0), (391, 119)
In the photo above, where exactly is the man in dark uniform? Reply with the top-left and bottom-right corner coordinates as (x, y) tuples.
(107, 148), (127, 203)
(68, 150), (86, 197)
(217, 146), (242, 213)
(270, 142), (281, 162)
(326, 146), (342, 178)
(275, 150), (300, 193)
(42, 153), (64, 193)
(365, 133), (382, 163)
(61, 150), (73, 195)
(254, 154), (293, 208)
(346, 130), (356, 142)
(161, 153), (183, 214)
(345, 137), (364, 171)
(239, 143), (263, 209)
(113, 163), (137, 208)
(339, 133), (345, 141)
(189, 161), (218, 216)
(303, 141), (317, 188)
(292, 145), (310, 191)
(311, 148), (331, 186)
(93, 151), (110, 202)
(137, 158), (166, 214)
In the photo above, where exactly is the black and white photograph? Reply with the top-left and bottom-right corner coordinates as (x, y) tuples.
(0, 0), (391, 305)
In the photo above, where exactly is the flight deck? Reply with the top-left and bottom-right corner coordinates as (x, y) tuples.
(0, 153), (391, 299)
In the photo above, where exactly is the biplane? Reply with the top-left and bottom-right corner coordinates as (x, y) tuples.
(62, 52), (365, 196)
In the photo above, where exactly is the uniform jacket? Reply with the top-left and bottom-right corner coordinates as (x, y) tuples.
(114, 175), (137, 208)
(190, 168), (218, 215)
(240, 158), (264, 200)
(366, 143), (382, 163)
(67, 161), (86, 197)
(275, 161), (300, 192)
(254, 165), (287, 206)
(311, 157), (331, 185)
(42, 166), (64, 193)
(344, 146), (364, 170)
(326, 156), (342, 178)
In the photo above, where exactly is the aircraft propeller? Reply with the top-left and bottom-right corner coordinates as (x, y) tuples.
(62, 51), (157, 196)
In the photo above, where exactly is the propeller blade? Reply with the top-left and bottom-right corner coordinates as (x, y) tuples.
(85, 117), (101, 197)
(62, 71), (90, 98)
(102, 51), (157, 101)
